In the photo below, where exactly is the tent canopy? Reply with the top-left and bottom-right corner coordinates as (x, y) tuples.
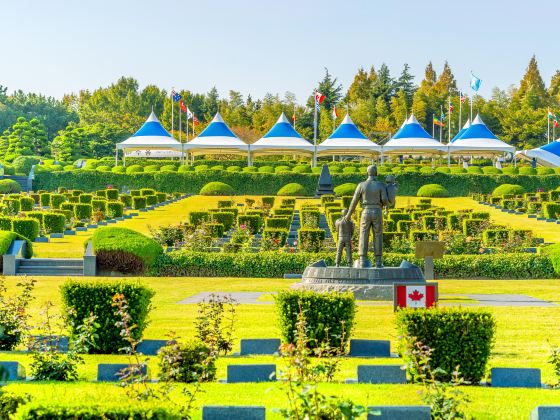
(448, 114), (514, 155)
(251, 113), (314, 155)
(516, 140), (560, 167)
(383, 114), (447, 154)
(451, 119), (471, 142)
(317, 114), (380, 156)
(185, 112), (248, 155)
(116, 111), (181, 152)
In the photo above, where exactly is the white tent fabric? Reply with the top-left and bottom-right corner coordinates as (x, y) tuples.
(251, 113), (314, 155)
(451, 119), (471, 142)
(184, 112), (248, 155)
(116, 111), (181, 153)
(317, 114), (380, 156)
(448, 114), (514, 155)
(125, 150), (182, 158)
(383, 114), (447, 154)
(516, 140), (560, 167)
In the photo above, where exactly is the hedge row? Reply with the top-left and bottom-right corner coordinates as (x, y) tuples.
(153, 251), (555, 279)
(34, 170), (560, 197)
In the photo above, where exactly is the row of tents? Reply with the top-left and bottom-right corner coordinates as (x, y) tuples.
(116, 111), (560, 167)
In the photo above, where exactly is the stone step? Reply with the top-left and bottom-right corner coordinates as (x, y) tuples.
(19, 258), (83, 267)
(17, 266), (83, 276)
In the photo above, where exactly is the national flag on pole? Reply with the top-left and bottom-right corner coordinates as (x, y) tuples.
(448, 100), (453, 113)
(314, 91), (325, 104)
(394, 283), (438, 310)
(433, 116), (445, 127)
(548, 109), (554, 119)
(186, 107), (193, 119)
(172, 90), (182, 102)
(179, 99), (187, 113)
(291, 113), (296, 122)
(315, 100), (320, 112)
(332, 106), (338, 119)
(470, 73), (481, 92)
(193, 115), (200, 125)
(460, 92), (466, 103)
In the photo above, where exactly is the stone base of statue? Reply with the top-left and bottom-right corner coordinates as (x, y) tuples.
(293, 259), (425, 300)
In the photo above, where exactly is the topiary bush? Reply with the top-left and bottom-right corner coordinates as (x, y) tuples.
(416, 184), (449, 198)
(238, 215), (262, 234)
(2, 198), (20, 216)
(11, 218), (40, 241)
(333, 183), (357, 197)
(125, 164), (143, 174)
(43, 213), (66, 234)
(199, 182), (234, 196)
(106, 189), (119, 200)
(19, 197), (34, 212)
(297, 228), (325, 252)
(211, 212), (235, 231)
(145, 195), (158, 206)
(519, 167), (537, 175)
(49, 193), (65, 209)
(79, 193), (93, 204)
(133, 196), (147, 210)
(277, 183), (306, 196)
(189, 211), (209, 226)
(119, 194), (132, 208)
(107, 201), (124, 218)
(91, 198), (107, 213)
(91, 227), (163, 274)
(275, 290), (356, 350)
(492, 183), (525, 196)
(60, 279), (155, 354)
(265, 217), (291, 230)
(396, 307), (495, 382)
(74, 204), (93, 221)
(158, 340), (216, 383)
(0, 179), (21, 194)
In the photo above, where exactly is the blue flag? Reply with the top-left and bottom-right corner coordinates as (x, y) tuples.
(172, 90), (182, 102)
(470, 74), (481, 92)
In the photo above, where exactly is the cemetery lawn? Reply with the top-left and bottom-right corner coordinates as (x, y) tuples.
(32, 195), (560, 258)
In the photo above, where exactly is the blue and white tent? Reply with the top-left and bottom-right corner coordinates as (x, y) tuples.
(185, 112), (248, 155)
(451, 119), (471, 142)
(516, 140), (560, 167)
(317, 114), (380, 156)
(383, 114), (447, 154)
(116, 111), (181, 157)
(448, 114), (514, 155)
(251, 113), (314, 155)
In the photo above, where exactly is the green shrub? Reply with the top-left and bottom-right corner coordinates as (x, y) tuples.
(275, 290), (355, 350)
(2, 198), (20, 216)
(177, 165), (192, 173)
(292, 164), (312, 174)
(298, 228), (325, 252)
(238, 215), (262, 234)
(42, 213), (66, 234)
(301, 209), (320, 228)
(144, 165), (159, 173)
(0, 179), (21, 194)
(61, 280), (155, 354)
(125, 164), (143, 174)
(0, 217), (12, 231)
(119, 194), (132, 207)
(543, 202), (560, 219)
(422, 215), (446, 231)
(39, 193), (51, 207)
(277, 183), (306, 196)
(111, 165), (125, 174)
(96, 189), (108, 198)
(388, 213), (412, 223)
(217, 200), (234, 208)
(492, 184), (525, 196)
(189, 211), (209, 226)
(211, 212), (235, 231)
(262, 196), (275, 208)
(91, 199), (107, 213)
(133, 196), (147, 210)
(15, 402), (178, 419)
(156, 192), (167, 203)
(79, 194), (93, 204)
(242, 166), (258, 173)
(107, 201), (124, 218)
(396, 307), (495, 382)
(199, 181), (234, 196)
(158, 340), (215, 383)
(262, 228), (288, 247)
(518, 167), (537, 175)
(463, 218), (487, 236)
(470, 211), (490, 220)
(482, 229), (509, 246)
(226, 165), (241, 173)
(49, 193), (65, 209)
(96, 165), (111, 172)
(74, 204), (93, 221)
(11, 218), (40, 240)
(265, 217), (291, 230)
(91, 227), (163, 274)
(416, 184), (449, 198)
(273, 208), (293, 217)
(145, 195), (158, 206)
(19, 197), (34, 212)
(130, 189), (141, 197)
(141, 188), (156, 196)
(467, 166), (483, 174)
(106, 189), (119, 200)
(258, 165), (274, 174)
(26, 211), (44, 228)
(333, 183), (357, 197)
(544, 243), (560, 275)
(207, 222), (224, 238)
(281, 198), (296, 206)
(409, 230), (436, 241)
(274, 165), (291, 173)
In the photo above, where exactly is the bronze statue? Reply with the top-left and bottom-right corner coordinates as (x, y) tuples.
(334, 208), (354, 267)
(344, 165), (397, 268)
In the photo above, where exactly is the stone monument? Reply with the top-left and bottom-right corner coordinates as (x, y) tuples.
(294, 165), (425, 300)
(315, 164), (334, 197)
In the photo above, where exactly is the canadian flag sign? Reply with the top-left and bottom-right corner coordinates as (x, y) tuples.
(393, 283), (438, 311)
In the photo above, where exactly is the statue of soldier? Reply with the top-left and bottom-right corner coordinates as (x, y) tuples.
(345, 165), (396, 268)
(334, 208), (354, 267)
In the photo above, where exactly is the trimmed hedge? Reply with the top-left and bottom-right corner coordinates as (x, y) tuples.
(492, 183), (525, 196)
(200, 181), (234, 196)
(0, 179), (21, 194)
(60, 280), (155, 354)
(106, 201), (124, 218)
(74, 204), (93, 220)
(92, 227), (163, 274)
(237, 214), (262, 234)
(416, 183), (449, 198)
(396, 307), (495, 383)
(11, 218), (40, 241)
(333, 183), (357, 196)
(277, 182), (306, 196)
(132, 196), (147, 210)
(19, 197), (34, 211)
(43, 213), (66, 234)
(158, 340), (215, 383)
(211, 212), (235, 231)
(189, 211), (209, 226)
(298, 228), (325, 252)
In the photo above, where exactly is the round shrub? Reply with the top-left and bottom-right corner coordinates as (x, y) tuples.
(91, 227), (163, 274)
(417, 184), (449, 198)
(210, 165), (224, 171)
(242, 166), (258, 173)
(519, 166), (537, 175)
(274, 165), (291, 174)
(450, 167), (466, 174)
(342, 166), (358, 174)
(328, 165), (342, 174)
(226, 166), (241, 172)
(111, 166), (125, 173)
(144, 165), (159, 173)
(292, 164), (312, 174)
(96, 165), (111, 172)
(419, 167), (434, 174)
(43, 213), (66, 234)
(258, 165), (274, 174)
(158, 340), (216, 383)
(0, 180), (21, 194)
(12, 156), (40, 175)
(200, 182), (234, 196)
(178, 165), (193, 173)
(482, 166), (502, 174)
(19, 197), (34, 212)
(492, 184), (525, 196)
(467, 166), (483, 174)
(160, 164), (177, 172)
(194, 164), (209, 172)
(435, 167), (450, 174)
(334, 183), (357, 197)
(12, 218), (40, 241)
(125, 165), (143, 174)
(501, 166), (518, 175)
(74, 204), (93, 221)
(277, 183), (306, 196)
(537, 167), (555, 175)
(107, 201), (124, 218)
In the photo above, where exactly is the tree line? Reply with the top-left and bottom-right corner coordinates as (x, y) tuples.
(0, 55), (558, 162)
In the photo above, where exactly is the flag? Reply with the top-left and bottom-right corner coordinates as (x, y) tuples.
(448, 100), (453, 113)
(172, 90), (182, 102)
(460, 92), (466, 103)
(179, 99), (187, 113)
(315, 99), (320, 112)
(433, 116), (445, 127)
(314, 91), (325, 104)
(292, 113), (296, 122)
(395, 284), (437, 309)
(332, 106), (338, 119)
(193, 115), (200, 125)
(186, 107), (193, 120)
(470, 73), (481, 92)
(548, 109), (554, 119)
(554, 114), (559, 128)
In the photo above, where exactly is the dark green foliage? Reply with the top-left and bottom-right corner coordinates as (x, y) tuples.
(207, 222), (224, 238)
(91, 199), (107, 213)
(105, 189), (118, 200)
(237, 215), (262, 234)
(543, 243), (560, 275)
(61, 281), (154, 354)
(298, 228), (325, 252)
(42, 213), (66, 234)
(19, 196), (34, 211)
(74, 204), (93, 220)
(140, 188), (155, 196)
(320, 195), (336, 205)
(189, 211), (209, 226)
(211, 212), (235, 231)
(200, 182), (234, 196)
(217, 200), (234, 208)
(396, 307), (496, 382)
(2, 198), (20, 215)
(275, 290), (356, 350)
(262, 196), (275, 207)
(410, 230), (436, 241)
(91, 227), (163, 273)
(49, 194), (65, 209)
(158, 340), (215, 383)
(422, 216), (446, 231)
(277, 183), (306, 196)
(447, 213), (466, 231)
(463, 219), (487, 236)
(96, 190), (107, 198)
(417, 184), (449, 198)
(0, 217), (12, 231)
(119, 194), (132, 207)
(0, 180), (21, 194)
(301, 209), (320, 228)
(60, 202), (75, 213)
(130, 189), (141, 196)
(262, 228), (288, 247)
(106, 201), (124, 218)
(397, 220), (415, 233)
(388, 213), (412, 223)
(266, 217), (291, 230)
(273, 208), (294, 217)
(543, 202), (560, 219)
(132, 196), (147, 210)
(482, 229), (509, 246)
(26, 211), (44, 227)
(11, 218), (40, 240)
(0, 231), (16, 256)
(79, 194), (93, 204)
(145, 195), (157, 206)
(156, 192), (166, 203)
(470, 211), (491, 220)
(492, 184), (525, 196)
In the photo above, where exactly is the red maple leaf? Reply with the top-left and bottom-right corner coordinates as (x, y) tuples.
(408, 290), (424, 301)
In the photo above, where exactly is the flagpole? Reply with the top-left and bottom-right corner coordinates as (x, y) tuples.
(440, 105), (443, 142)
(448, 96), (451, 143)
(470, 94), (473, 121)
(432, 114), (435, 137)
(179, 106), (182, 164)
(313, 96), (317, 167)
(171, 87), (174, 137)
(459, 93), (462, 134)
(293, 104), (296, 128)
(547, 108), (550, 144)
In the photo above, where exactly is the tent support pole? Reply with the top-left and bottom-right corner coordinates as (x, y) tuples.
(115, 148), (118, 166)
(447, 149), (451, 168)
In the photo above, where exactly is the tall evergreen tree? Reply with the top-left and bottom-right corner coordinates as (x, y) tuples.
(316, 68), (343, 111)
(396, 63), (416, 105)
(346, 68), (371, 103)
(514, 55), (548, 109)
(5, 117), (34, 161)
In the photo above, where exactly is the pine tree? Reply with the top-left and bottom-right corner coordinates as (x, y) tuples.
(419, 62), (437, 92)
(412, 92), (429, 131)
(0, 129), (9, 159)
(203, 87), (220, 121)
(433, 61), (458, 97)
(514, 55), (548, 109)
(316, 68), (343, 111)
(396, 63), (416, 105)
(390, 90), (409, 128)
(5, 117), (34, 161)
(548, 70), (560, 105)
(346, 68), (370, 103)
(371, 63), (395, 104)
(375, 96), (389, 118)
(28, 118), (49, 156)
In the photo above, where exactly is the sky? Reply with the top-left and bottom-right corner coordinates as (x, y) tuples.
(1, 0), (558, 103)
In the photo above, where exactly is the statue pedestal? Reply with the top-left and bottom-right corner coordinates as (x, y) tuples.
(293, 260), (425, 301)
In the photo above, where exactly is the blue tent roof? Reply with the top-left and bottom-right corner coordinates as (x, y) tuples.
(540, 140), (560, 156)
(457, 115), (499, 141)
(392, 115), (434, 140)
(263, 113), (304, 138)
(451, 119), (471, 142)
(328, 115), (367, 139)
(197, 112), (238, 138)
(132, 111), (172, 137)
